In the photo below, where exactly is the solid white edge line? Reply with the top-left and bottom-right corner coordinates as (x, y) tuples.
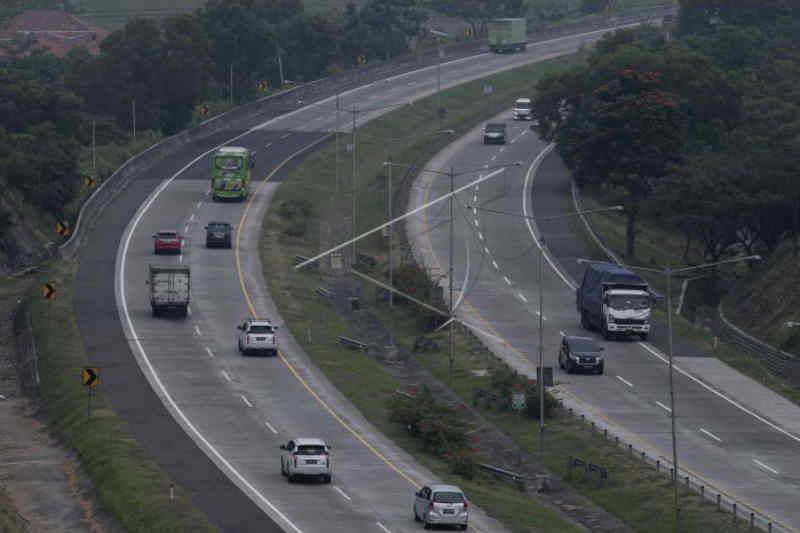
(700, 428), (722, 443)
(205, 347), (215, 358)
(376, 522), (392, 533)
(753, 459), (779, 475)
(523, 141), (800, 445)
(333, 486), (352, 501)
(241, 395), (253, 408)
(117, 130), (303, 533)
(616, 375), (634, 388)
(655, 400), (672, 413)
(264, 421), (278, 435)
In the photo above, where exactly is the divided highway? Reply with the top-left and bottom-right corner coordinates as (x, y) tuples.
(71, 23), (650, 533)
(407, 114), (800, 531)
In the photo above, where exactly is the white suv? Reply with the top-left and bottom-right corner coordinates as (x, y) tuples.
(280, 438), (332, 483)
(413, 484), (468, 530)
(513, 97), (532, 120)
(237, 318), (278, 356)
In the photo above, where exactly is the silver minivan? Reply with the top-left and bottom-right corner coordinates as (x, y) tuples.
(280, 438), (332, 483)
(237, 318), (278, 355)
(413, 484), (468, 530)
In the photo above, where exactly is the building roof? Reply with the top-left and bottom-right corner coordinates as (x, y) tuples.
(0, 10), (108, 57)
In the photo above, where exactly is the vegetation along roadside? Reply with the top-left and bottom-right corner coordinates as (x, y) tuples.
(261, 48), (751, 532)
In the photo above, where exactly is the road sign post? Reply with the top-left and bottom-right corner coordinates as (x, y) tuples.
(82, 367), (99, 419)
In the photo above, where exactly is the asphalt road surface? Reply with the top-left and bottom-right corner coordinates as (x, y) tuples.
(406, 114), (800, 531)
(72, 24), (647, 533)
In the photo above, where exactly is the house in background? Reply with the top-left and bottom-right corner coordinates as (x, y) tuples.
(0, 10), (108, 57)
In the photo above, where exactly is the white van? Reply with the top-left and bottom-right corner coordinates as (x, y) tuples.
(513, 97), (532, 120)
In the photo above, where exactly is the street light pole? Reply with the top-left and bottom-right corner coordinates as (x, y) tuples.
(448, 165), (455, 385)
(538, 236), (545, 461)
(352, 104), (358, 260)
(666, 262), (680, 531)
(335, 94), (340, 197)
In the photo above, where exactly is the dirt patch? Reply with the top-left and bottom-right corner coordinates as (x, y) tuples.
(0, 277), (121, 533)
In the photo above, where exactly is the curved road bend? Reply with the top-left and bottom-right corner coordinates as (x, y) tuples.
(76, 22), (659, 533)
(407, 115), (800, 531)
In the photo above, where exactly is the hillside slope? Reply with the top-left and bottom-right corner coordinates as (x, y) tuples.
(725, 241), (800, 355)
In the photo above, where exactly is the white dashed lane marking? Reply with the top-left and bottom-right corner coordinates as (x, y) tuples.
(194, 325), (201, 336)
(240, 395), (253, 408)
(264, 421), (278, 434)
(656, 401), (672, 413)
(222, 370), (232, 382)
(753, 459), (779, 475)
(700, 428), (722, 443)
(205, 347), (215, 358)
(517, 293), (528, 303)
(492, 260), (499, 269)
(616, 375), (634, 388)
(503, 276), (512, 286)
(333, 486), (352, 501)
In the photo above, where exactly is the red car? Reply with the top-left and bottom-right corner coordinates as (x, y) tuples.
(153, 230), (182, 255)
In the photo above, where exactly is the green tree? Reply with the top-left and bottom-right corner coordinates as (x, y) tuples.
(428, 0), (523, 38)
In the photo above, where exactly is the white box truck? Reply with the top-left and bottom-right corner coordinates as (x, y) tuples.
(148, 265), (190, 318)
(577, 263), (651, 340)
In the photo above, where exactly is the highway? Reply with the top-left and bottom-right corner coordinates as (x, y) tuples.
(406, 113), (800, 531)
(70, 23), (645, 533)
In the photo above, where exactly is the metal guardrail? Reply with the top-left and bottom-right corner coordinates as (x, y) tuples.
(559, 401), (790, 532)
(315, 286), (334, 300)
(338, 336), (369, 350)
(476, 463), (527, 489)
(716, 304), (800, 386)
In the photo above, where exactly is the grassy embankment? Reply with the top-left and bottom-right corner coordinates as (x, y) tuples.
(25, 260), (216, 533)
(578, 191), (800, 407)
(261, 53), (751, 532)
(0, 481), (25, 533)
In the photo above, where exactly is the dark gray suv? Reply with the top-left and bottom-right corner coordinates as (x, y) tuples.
(559, 335), (605, 374)
(205, 221), (233, 248)
(483, 122), (506, 144)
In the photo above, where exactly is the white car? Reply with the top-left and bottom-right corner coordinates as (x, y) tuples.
(280, 438), (332, 483)
(512, 97), (532, 120)
(237, 318), (278, 356)
(413, 484), (468, 530)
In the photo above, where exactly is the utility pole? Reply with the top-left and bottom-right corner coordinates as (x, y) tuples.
(229, 63), (234, 105)
(91, 119), (96, 171)
(132, 98), (136, 140)
(538, 238), (545, 461)
(335, 94), (340, 197)
(351, 104), (358, 260)
(448, 166), (455, 385)
(666, 262), (681, 532)
(436, 43), (442, 130)
(387, 152), (394, 347)
(277, 50), (285, 87)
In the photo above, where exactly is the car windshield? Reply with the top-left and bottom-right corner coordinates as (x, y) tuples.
(486, 124), (504, 132)
(216, 156), (243, 170)
(608, 294), (649, 310)
(208, 223), (229, 231)
(296, 445), (326, 455)
(158, 232), (177, 239)
(569, 338), (600, 353)
(515, 101), (531, 109)
(249, 325), (273, 333)
(433, 492), (464, 503)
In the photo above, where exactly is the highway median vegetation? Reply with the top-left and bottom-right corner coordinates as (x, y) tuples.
(262, 49), (751, 532)
(26, 260), (216, 533)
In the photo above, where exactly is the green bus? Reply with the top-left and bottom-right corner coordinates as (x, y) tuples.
(211, 146), (254, 201)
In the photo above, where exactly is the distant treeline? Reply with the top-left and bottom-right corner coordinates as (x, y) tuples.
(531, 0), (800, 263)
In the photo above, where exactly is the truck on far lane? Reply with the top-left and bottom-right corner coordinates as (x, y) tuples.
(487, 18), (527, 53)
(577, 263), (651, 340)
(148, 265), (190, 318)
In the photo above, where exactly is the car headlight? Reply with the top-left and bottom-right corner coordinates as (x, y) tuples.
(607, 315), (615, 323)
(569, 353), (579, 361)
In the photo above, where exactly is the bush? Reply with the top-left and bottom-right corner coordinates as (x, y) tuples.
(388, 387), (475, 473)
(283, 219), (307, 238)
(278, 199), (312, 220)
(524, 383), (558, 420)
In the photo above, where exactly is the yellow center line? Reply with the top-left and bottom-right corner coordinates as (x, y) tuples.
(234, 134), (423, 492)
(420, 154), (793, 533)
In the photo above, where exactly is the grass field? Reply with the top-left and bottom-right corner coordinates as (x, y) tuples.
(26, 257), (216, 532)
(0, 485), (25, 533)
(261, 47), (752, 532)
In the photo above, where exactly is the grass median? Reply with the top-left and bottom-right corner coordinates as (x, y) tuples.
(262, 51), (751, 532)
(26, 261), (216, 532)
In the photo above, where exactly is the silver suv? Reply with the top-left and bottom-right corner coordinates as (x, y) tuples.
(413, 484), (468, 530)
(280, 438), (332, 483)
(237, 319), (278, 356)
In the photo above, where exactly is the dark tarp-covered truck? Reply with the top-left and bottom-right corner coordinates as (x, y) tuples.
(577, 263), (651, 340)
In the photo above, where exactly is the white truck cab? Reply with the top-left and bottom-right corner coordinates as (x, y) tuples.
(513, 97), (532, 120)
(602, 289), (651, 338)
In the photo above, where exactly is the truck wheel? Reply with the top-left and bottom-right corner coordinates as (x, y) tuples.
(180, 306), (188, 318)
(152, 306), (159, 318)
(640, 333), (648, 342)
(597, 363), (604, 375)
(566, 360), (574, 374)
